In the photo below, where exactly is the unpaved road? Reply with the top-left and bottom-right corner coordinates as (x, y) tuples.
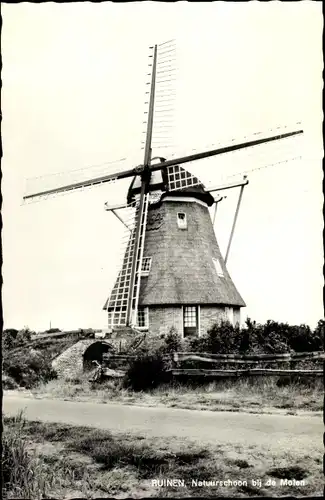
(3, 394), (323, 454)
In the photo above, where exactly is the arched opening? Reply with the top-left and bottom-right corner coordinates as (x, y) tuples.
(83, 342), (113, 372)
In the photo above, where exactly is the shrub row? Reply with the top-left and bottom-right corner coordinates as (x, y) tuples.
(123, 319), (324, 391)
(177, 318), (324, 354)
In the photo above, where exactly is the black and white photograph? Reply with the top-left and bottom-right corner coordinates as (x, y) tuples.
(2, 1), (323, 498)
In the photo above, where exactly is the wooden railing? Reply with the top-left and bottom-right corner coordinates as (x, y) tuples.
(102, 351), (324, 378)
(170, 368), (323, 377)
(169, 351), (324, 377)
(172, 351), (325, 361)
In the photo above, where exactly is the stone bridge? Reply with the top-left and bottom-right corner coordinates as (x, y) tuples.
(52, 339), (115, 379)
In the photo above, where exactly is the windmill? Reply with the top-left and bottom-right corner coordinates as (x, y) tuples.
(23, 41), (303, 338)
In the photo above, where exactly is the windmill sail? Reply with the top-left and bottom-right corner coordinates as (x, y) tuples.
(149, 40), (177, 157)
(104, 194), (150, 328)
(164, 127), (303, 192)
(23, 158), (132, 202)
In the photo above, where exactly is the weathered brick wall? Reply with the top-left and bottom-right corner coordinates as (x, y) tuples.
(199, 306), (228, 336)
(149, 306), (183, 337)
(200, 306), (242, 335)
(233, 307), (241, 326)
(148, 305), (241, 338)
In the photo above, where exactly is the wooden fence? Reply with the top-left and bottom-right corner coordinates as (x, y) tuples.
(102, 351), (324, 378)
(173, 351), (325, 361)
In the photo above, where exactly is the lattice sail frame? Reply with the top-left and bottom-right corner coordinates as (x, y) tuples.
(105, 193), (150, 328)
(143, 41), (177, 158)
(166, 165), (202, 191)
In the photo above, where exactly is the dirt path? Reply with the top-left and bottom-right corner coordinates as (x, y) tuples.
(3, 393), (322, 454)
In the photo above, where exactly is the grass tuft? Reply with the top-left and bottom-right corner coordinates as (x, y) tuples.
(2, 412), (54, 499)
(227, 458), (252, 469)
(267, 465), (309, 480)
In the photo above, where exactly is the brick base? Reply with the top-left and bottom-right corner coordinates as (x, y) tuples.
(148, 305), (241, 337)
(148, 306), (183, 337)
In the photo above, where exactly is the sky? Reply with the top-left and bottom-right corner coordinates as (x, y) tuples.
(2, 1), (323, 332)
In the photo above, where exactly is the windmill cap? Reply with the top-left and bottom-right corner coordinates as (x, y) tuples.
(127, 165), (214, 206)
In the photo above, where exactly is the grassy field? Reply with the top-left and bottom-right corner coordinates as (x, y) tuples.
(3, 413), (322, 499)
(28, 376), (323, 415)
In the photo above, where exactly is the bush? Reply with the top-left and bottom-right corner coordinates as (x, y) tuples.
(178, 317), (323, 356)
(2, 330), (19, 351)
(241, 319), (323, 354)
(3, 349), (57, 389)
(285, 322), (323, 352)
(159, 327), (183, 354)
(188, 320), (241, 354)
(2, 328), (33, 352)
(123, 351), (169, 391)
(2, 374), (19, 390)
(242, 319), (290, 354)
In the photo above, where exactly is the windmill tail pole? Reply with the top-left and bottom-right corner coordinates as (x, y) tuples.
(225, 178), (247, 264)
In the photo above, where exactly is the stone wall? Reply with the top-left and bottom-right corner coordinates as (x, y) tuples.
(52, 339), (113, 379)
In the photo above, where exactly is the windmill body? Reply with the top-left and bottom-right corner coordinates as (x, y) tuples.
(104, 166), (245, 337)
(23, 42), (303, 336)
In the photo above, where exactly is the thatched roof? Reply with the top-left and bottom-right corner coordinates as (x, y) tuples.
(138, 198), (245, 307)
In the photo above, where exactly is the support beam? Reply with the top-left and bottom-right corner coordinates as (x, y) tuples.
(208, 178), (249, 194)
(111, 210), (131, 231)
(224, 177), (247, 264)
(104, 202), (128, 211)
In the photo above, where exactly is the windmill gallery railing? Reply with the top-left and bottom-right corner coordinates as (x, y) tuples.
(101, 351), (324, 378)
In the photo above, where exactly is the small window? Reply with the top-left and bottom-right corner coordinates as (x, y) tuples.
(177, 212), (187, 229)
(137, 307), (148, 329)
(213, 258), (224, 277)
(141, 257), (152, 276)
(183, 306), (198, 337)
